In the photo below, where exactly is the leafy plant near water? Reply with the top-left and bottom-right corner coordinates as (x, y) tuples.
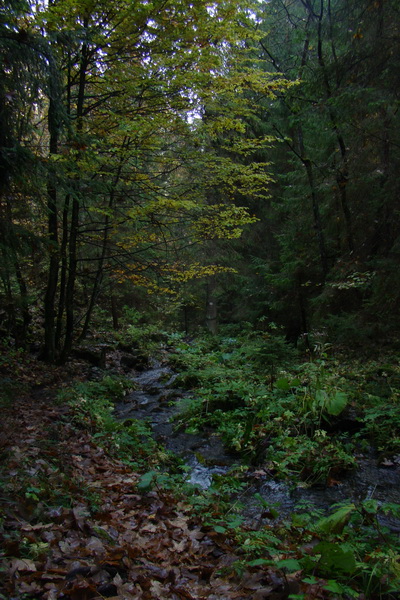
(193, 480), (400, 598)
(172, 462), (400, 599)
(57, 376), (161, 469)
(360, 397), (400, 459)
(161, 327), (400, 597)
(122, 325), (400, 598)
(291, 499), (400, 598)
(172, 336), (399, 488)
(171, 329), (361, 484)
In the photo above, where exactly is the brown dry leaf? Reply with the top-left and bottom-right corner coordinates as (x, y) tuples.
(41, 530), (60, 544)
(172, 539), (187, 553)
(86, 536), (106, 555)
(43, 586), (59, 600)
(241, 571), (271, 591)
(22, 522), (54, 531)
(380, 458), (395, 467)
(252, 469), (269, 477)
(149, 579), (170, 597)
(140, 522), (160, 533)
(252, 587), (275, 599)
(115, 580), (142, 600)
(127, 533), (152, 551)
(9, 558), (37, 576)
(168, 516), (189, 530)
(73, 505), (90, 522)
(17, 580), (42, 595)
(59, 538), (80, 554)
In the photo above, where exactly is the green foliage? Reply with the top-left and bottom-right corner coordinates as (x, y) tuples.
(183, 466), (249, 536)
(2, 328), (400, 600)
(1, 0), (293, 356)
(316, 504), (356, 534)
(58, 376), (159, 468)
(194, 0), (400, 349)
(230, 497), (400, 599)
(136, 469), (182, 493)
(0, 444), (102, 521)
(171, 331), (360, 484)
(360, 398), (400, 457)
(320, 313), (376, 348)
(295, 499), (400, 597)
(115, 306), (168, 357)
(191, 468), (400, 600)
(170, 324), (297, 385)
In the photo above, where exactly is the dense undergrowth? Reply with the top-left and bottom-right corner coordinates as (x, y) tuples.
(1, 322), (400, 599)
(106, 319), (400, 598)
(166, 325), (400, 484)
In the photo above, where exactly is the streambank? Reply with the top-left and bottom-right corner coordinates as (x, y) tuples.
(114, 361), (400, 527)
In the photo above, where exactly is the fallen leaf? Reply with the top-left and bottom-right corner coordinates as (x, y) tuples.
(86, 536), (106, 555)
(172, 539), (187, 553)
(168, 516), (189, 530)
(9, 558), (37, 576)
(380, 458), (395, 467)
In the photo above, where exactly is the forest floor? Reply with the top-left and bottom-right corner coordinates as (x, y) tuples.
(0, 353), (299, 600)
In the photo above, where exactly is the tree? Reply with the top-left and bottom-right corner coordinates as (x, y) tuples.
(210, 0), (400, 343)
(0, 0), (289, 357)
(0, 0), (56, 345)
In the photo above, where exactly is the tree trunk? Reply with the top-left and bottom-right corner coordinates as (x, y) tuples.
(42, 93), (60, 362)
(318, 1), (354, 252)
(296, 124), (329, 279)
(79, 138), (127, 340)
(111, 292), (119, 330)
(205, 278), (218, 334)
(304, 157), (329, 279)
(60, 25), (89, 362)
(55, 194), (70, 348)
(60, 191), (79, 361)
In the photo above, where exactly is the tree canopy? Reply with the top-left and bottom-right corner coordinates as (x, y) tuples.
(0, 0), (399, 357)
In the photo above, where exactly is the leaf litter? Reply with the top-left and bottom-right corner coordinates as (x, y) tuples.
(0, 361), (301, 600)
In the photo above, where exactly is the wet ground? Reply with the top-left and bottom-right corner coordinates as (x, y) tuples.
(114, 362), (400, 528)
(114, 362), (235, 484)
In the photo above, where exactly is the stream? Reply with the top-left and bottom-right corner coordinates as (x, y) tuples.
(114, 361), (400, 528)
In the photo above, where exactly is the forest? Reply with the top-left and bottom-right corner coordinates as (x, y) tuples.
(1, 0), (400, 598)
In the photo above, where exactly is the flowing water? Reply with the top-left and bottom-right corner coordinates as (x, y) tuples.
(114, 362), (236, 480)
(114, 361), (400, 529)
